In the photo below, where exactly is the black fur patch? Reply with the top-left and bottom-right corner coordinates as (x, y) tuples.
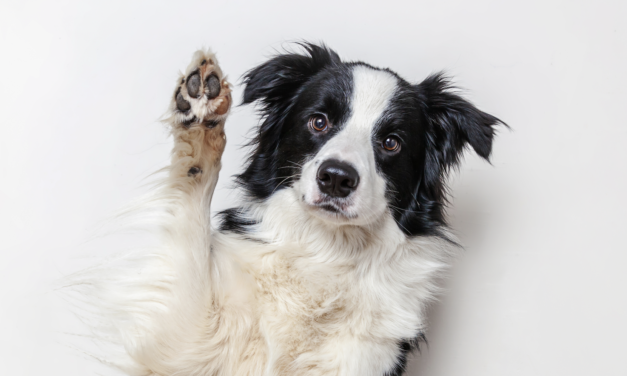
(383, 333), (427, 376)
(217, 207), (258, 235)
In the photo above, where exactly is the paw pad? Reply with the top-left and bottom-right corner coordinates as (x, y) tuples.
(168, 50), (231, 128)
(205, 74), (221, 99)
(175, 89), (191, 112)
(186, 72), (202, 98)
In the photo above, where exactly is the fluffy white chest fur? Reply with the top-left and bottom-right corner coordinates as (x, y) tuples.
(77, 44), (501, 376)
(210, 192), (446, 376)
(118, 188), (447, 376)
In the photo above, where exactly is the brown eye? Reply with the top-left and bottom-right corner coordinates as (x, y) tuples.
(382, 136), (400, 152)
(309, 115), (328, 132)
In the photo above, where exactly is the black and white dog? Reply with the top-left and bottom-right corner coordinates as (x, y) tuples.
(88, 43), (502, 376)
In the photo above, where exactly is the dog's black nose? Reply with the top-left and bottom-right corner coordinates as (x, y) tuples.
(316, 159), (360, 198)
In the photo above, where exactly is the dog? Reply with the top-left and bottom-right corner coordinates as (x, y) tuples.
(81, 43), (503, 376)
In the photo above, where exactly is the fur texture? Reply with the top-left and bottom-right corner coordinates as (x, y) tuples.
(68, 43), (503, 376)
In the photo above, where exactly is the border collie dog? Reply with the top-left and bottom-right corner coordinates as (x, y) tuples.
(88, 43), (502, 376)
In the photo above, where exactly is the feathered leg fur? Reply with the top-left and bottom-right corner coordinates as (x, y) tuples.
(115, 50), (234, 375)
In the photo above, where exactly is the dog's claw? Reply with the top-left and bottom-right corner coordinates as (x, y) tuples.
(187, 166), (202, 176)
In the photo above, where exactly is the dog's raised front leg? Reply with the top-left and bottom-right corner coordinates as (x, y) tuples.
(161, 49), (231, 294)
(167, 49), (230, 208)
(124, 50), (232, 374)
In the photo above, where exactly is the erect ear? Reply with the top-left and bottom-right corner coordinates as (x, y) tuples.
(242, 42), (341, 112)
(416, 73), (504, 185)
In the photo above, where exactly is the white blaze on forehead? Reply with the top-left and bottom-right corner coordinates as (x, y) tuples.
(314, 65), (399, 162)
(346, 65), (399, 135)
(297, 65), (399, 225)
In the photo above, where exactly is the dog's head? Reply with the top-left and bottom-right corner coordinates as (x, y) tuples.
(236, 43), (502, 237)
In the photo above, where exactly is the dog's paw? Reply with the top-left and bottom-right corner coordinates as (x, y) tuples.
(168, 49), (232, 128)
(167, 50), (231, 175)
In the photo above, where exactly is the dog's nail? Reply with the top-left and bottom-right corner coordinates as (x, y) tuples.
(186, 72), (201, 98)
(203, 119), (220, 128)
(182, 116), (196, 128)
(187, 166), (202, 176)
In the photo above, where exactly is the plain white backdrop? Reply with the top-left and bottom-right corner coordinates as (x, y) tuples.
(1, 0), (626, 374)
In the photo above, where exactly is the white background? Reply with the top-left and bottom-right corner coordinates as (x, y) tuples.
(1, 0), (625, 375)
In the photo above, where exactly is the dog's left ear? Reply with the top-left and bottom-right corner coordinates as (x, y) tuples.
(395, 73), (504, 236)
(416, 73), (505, 186)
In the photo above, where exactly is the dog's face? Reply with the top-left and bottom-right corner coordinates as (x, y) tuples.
(234, 44), (502, 237)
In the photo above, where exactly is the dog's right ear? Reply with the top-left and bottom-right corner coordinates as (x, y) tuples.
(242, 43), (341, 113)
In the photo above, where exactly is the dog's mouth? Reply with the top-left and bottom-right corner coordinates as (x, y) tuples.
(305, 197), (357, 220)
(316, 203), (341, 213)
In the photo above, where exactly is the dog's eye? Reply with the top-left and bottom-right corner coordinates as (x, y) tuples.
(382, 136), (401, 152)
(309, 115), (328, 132)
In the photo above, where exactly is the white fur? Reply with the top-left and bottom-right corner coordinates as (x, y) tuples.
(68, 52), (453, 376)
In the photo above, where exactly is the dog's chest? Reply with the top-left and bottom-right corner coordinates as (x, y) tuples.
(235, 248), (422, 374)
